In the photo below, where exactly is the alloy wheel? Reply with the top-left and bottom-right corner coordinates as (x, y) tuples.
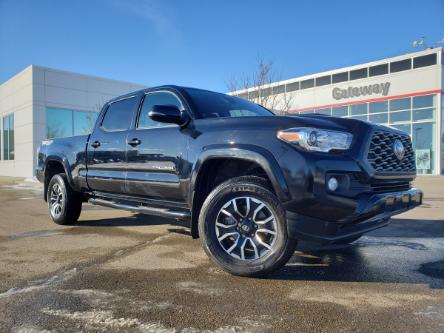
(215, 196), (277, 260)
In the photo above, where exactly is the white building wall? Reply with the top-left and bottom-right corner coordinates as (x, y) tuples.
(0, 65), (145, 178)
(0, 66), (34, 177)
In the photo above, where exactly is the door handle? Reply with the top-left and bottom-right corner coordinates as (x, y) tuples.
(91, 141), (101, 148)
(128, 138), (141, 147)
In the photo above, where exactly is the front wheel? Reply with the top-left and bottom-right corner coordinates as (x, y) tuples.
(198, 176), (296, 277)
(47, 174), (82, 225)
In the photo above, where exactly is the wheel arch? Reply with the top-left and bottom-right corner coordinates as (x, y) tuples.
(43, 156), (73, 201)
(189, 144), (290, 238)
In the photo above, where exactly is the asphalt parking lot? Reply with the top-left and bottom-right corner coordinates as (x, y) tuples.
(0, 177), (443, 332)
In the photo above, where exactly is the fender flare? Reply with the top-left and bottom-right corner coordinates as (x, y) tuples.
(43, 155), (75, 198)
(189, 144), (291, 238)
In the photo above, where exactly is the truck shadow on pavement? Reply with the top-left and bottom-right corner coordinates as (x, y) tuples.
(273, 218), (444, 288)
(76, 214), (444, 289)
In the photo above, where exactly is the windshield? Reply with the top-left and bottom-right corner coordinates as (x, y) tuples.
(184, 88), (274, 119)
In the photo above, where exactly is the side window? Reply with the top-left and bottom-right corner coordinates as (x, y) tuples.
(138, 92), (183, 129)
(101, 97), (137, 131)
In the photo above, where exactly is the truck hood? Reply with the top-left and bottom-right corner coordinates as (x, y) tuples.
(194, 114), (368, 134)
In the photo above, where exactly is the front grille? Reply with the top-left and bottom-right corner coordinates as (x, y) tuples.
(367, 130), (415, 173)
(370, 180), (412, 194)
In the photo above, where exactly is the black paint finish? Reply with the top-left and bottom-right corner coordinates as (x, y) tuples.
(36, 85), (423, 242)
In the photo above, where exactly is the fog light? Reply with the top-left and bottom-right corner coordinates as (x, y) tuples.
(328, 177), (338, 191)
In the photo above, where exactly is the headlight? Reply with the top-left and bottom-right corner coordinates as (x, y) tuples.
(277, 127), (352, 152)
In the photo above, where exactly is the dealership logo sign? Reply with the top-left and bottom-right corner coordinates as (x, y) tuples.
(332, 82), (390, 100)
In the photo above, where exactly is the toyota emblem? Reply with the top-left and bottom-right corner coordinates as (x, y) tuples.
(393, 139), (405, 160)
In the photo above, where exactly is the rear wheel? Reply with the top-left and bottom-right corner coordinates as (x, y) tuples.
(47, 174), (82, 225)
(199, 176), (296, 277)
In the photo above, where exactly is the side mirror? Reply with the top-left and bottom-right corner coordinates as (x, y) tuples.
(148, 105), (189, 127)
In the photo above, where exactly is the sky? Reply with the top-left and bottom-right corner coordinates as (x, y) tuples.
(0, 0), (443, 92)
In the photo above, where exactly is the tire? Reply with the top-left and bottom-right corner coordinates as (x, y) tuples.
(332, 234), (362, 245)
(47, 174), (82, 225)
(198, 176), (296, 277)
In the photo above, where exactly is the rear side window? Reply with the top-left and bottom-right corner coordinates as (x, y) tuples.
(101, 97), (137, 131)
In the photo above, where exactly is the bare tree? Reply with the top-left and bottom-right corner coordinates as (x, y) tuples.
(227, 59), (293, 115)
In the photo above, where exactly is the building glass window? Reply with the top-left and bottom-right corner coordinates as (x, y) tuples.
(413, 122), (435, 174)
(390, 97), (411, 111)
(315, 108), (331, 115)
(391, 124), (411, 135)
(326, 93), (438, 175)
(413, 94), (434, 109)
(2, 114), (14, 160)
(369, 113), (388, 124)
(369, 101), (388, 113)
(332, 106), (348, 117)
(74, 111), (98, 136)
(350, 103), (367, 115)
(315, 75), (331, 87)
(350, 115), (367, 121)
(390, 59), (411, 73)
(47, 108), (99, 139)
(369, 64), (388, 76)
(300, 79), (314, 89)
(248, 90), (259, 99)
(286, 82), (299, 92)
(349, 68), (368, 80)
(390, 111), (411, 123)
(413, 53), (437, 68)
(413, 108), (434, 121)
(272, 85), (285, 94)
(332, 72), (348, 83)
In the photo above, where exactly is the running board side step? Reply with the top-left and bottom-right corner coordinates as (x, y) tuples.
(88, 198), (191, 220)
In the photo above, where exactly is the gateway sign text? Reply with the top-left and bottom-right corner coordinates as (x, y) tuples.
(332, 82), (390, 100)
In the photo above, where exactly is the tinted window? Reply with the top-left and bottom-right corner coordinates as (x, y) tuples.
(261, 87), (272, 97)
(390, 59), (411, 73)
(273, 85), (285, 94)
(390, 111), (411, 123)
(74, 111), (98, 136)
(47, 108), (73, 138)
(316, 108), (331, 115)
(350, 103), (367, 115)
(413, 95), (434, 109)
(315, 75), (331, 87)
(369, 64), (388, 76)
(248, 90), (259, 99)
(332, 72), (348, 83)
(332, 106), (348, 117)
(413, 53), (437, 68)
(413, 108), (434, 121)
(185, 88), (273, 119)
(390, 97), (411, 111)
(349, 68), (367, 80)
(369, 113), (388, 124)
(138, 92), (183, 129)
(369, 101), (388, 113)
(101, 97), (137, 131)
(286, 82), (299, 92)
(300, 79), (314, 89)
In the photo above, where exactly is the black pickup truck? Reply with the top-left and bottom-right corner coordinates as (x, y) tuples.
(36, 85), (423, 276)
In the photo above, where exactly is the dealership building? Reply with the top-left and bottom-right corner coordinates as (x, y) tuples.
(233, 47), (443, 175)
(0, 48), (443, 178)
(0, 65), (145, 177)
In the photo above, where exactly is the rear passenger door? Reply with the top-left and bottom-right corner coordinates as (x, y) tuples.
(86, 96), (139, 194)
(125, 90), (189, 203)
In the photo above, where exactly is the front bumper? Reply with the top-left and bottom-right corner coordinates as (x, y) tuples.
(286, 187), (423, 244)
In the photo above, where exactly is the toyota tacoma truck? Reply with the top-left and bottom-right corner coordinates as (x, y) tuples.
(36, 85), (423, 277)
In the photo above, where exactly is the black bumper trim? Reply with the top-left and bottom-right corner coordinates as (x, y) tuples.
(286, 188), (423, 244)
